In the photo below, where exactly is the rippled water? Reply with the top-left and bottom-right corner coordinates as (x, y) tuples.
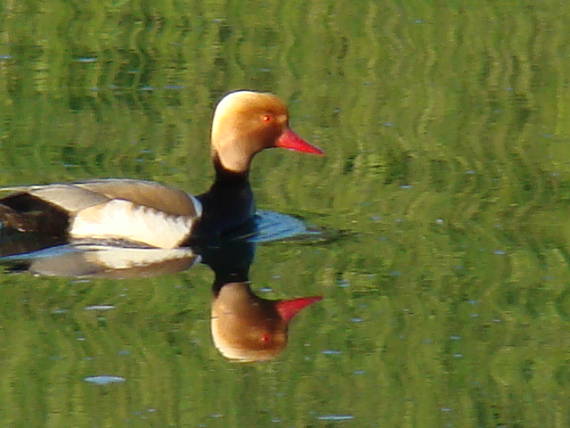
(1, 1), (569, 427)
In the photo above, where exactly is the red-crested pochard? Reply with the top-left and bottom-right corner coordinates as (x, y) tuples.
(211, 282), (322, 362)
(0, 91), (323, 248)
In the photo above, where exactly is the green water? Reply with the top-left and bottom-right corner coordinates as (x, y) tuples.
(1, 0), (569, 426)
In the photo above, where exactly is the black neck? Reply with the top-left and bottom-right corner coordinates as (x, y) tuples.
(190, 155), (255, 241)
(201, 236), (256, 296)
(212, 153), (249, 185)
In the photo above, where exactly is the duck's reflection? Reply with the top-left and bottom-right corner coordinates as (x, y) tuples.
(4, 244), (199, 278)
(211, 282), (321, 362)
(205, 241), (321, 362)
(0, 233), (322, 362)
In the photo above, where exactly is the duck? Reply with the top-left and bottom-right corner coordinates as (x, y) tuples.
(0, 91), (324, 248)
(211, 281), (322, 362)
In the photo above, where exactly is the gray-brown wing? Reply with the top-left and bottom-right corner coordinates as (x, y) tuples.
(0, 184), (110, 212)
(74, 179), (201, 217)
(1, 179), (201, 218)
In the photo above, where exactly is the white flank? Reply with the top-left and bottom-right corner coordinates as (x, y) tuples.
(83, 246), (198, 270)
(70, 199), (195, 249)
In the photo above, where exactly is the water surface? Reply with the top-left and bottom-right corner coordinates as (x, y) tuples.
(1, 1), (569, 427)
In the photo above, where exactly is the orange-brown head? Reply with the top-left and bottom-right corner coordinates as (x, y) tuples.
(211, 91), (324, 173)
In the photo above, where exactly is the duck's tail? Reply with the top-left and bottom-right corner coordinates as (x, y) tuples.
(0, 203), (39, 232)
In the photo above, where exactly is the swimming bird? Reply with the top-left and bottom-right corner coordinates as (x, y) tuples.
(0, 91), (323, 248)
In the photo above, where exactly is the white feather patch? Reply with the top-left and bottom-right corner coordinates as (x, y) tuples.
(82, 246), (198, 270)
(70, 199), (195, 249)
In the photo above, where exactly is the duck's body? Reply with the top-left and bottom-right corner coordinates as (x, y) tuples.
(0, 91), (323, 248)
(0, 179), (201, 248)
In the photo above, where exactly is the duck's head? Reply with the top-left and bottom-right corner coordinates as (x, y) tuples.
(211, 91), (324, 173)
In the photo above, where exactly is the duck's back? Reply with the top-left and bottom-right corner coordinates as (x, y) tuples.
(0, 179), (202, 248)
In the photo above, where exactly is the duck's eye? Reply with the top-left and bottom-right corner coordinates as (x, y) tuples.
(261, 114), (273, 123)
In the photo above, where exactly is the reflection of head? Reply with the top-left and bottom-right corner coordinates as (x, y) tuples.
(211, 282), (322, 362)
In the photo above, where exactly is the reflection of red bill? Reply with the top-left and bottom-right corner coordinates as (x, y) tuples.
(276, 296), (323, 321)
